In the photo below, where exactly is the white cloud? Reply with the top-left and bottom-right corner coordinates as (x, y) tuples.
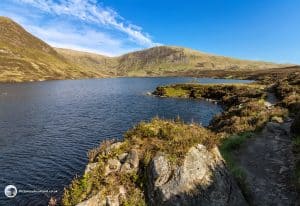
(17, 0), (159, 47)
(25, 24), (135, 56)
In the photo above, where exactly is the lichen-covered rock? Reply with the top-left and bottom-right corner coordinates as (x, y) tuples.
(120, 149), (139, 173)
(76, 193), (106, 206)
(84, 163), (98, 175)
(147, 144), (247, 206)
(271, 116), (284, 123)
(104, 158), (121, 176)
(150, 153), (172, 188)
(117, 152), (128, 163)
(105, 142), (123, 154)
(76, 186), (126, 206)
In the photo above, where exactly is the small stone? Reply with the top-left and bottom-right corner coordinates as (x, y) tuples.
(119, 186), (126, 196)
(84, 163), (98, 175)
(106, 195), (119, 206)
(264, 101), (273, 108)
(105, 142), (123, 153)
(105, 159), (121, 175)
(118, 153), (128, 163)
(271, 116), (284, 123)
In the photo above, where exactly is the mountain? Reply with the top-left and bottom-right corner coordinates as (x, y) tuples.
(0, 16), (290, 82)
(0, 16), (103, 82)
(57, 46), (287, 77)
(113, 46), (284, 76)
(54, 48), (117, 76)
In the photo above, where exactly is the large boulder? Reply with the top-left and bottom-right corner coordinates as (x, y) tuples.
(147, 144), (247, 206)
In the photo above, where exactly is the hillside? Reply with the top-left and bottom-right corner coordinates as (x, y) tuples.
(54, 48), (117, 76)
(0, 17), (103, 82)
(56, 46), (288, 77)
(114, 46), (287, 76)
(0, 16), (292, 82)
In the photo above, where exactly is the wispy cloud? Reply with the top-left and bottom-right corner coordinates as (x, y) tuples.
(0, 0), (160, 56)
(18, 0), (158, 47)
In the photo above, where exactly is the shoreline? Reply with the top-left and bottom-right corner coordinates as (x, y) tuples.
(1, 66), (299, 84)
(61, 70), (299, 205)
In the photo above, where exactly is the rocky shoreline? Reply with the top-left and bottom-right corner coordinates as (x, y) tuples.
(61, 70), (300, 206)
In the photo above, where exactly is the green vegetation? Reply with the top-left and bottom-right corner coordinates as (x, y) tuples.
(211, 100), (288, 133)
(219, 132), (253, 200)
(154, 83), (288, 134)
(274, 72), (300, 113)
(62, 118), (220, 205)
(124, 118), (219, 163)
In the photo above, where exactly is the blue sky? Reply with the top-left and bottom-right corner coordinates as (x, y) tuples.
(0, 0), (299, 63)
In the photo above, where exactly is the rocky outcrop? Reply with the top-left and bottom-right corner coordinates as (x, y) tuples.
(147, 144), (247, 206)
(74, 143), (246, 206)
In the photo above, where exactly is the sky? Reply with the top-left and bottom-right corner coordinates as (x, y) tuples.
(0, 0), (299, 63)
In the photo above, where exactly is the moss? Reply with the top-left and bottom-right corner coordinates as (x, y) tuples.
(125, 118), (219, 164)
(163, 87), (189, 97)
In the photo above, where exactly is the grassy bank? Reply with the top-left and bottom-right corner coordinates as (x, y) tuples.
(153, 83), (288, 134)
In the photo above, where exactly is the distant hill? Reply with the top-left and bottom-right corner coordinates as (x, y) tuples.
(57, 46), (288, 77)
(55, 48), (117, 76)
(113, 46), (286, 76)
(0, 16), (291, 82)
(0, 17), (103, 82)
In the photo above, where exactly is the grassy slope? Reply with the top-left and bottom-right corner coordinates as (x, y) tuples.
(0, 16), (294, 82)
(0, 17), (103, 82)
(57, 46), (288, 77)
(54, 48), (118, 77)
(115, 46), (286, 76)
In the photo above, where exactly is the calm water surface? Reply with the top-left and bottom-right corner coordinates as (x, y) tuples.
(0, 77), (252, 205)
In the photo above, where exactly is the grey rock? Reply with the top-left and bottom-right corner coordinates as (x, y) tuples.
(151, 153), (172, 187)
(76, 186), (126, 206)
(147, 144), (247, 206)
(106, 195), (119, 206)
(84, 163), (98, 175)
(117, 152), (128, 163)
(105, 158), (121, 176)
(120, 149), (139, 173)
(76, 193), (106, 206)
(271, 116), (284, 123)
(105, 142), (123, 154)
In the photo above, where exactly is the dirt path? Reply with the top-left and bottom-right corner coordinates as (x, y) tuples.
(235, 121), (299, 206)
